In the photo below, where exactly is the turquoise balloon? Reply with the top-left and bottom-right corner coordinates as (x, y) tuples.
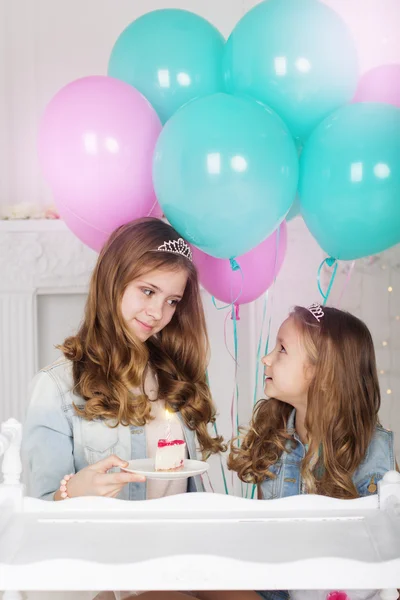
(224, 0), (358, 141)
(299, 103), (400, 260)
(286, 196), (301, 221)
(108, 9), (225, 124)
(153, 93), (298, 259)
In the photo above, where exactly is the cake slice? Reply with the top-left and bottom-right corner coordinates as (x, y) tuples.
(155, 438), (186, 472)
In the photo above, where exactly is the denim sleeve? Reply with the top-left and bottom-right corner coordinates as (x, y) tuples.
(22, 370), (74, 500)
(353, 428), (396, 497)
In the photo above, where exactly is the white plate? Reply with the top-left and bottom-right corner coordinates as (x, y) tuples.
(120, 458), (209, 480)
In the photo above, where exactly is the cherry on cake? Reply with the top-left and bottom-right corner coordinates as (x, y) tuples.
(155, 438), (186, 472)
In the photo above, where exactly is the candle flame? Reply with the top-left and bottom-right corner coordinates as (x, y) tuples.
(164, 405), (172, 441)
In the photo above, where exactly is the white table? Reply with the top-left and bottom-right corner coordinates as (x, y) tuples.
(1, 419), (399, 599)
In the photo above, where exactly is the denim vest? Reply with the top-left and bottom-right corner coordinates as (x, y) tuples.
(260, 409), (396, 500)
(22, 359), (205, 501)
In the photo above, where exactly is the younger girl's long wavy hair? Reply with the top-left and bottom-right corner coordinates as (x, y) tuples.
(60, 217), (224, 457)
(228, 306), (381, 498)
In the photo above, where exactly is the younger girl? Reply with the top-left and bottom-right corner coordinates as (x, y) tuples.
(23, 217), (224, 503)
(227, 304), (397, 600)
(229, 304), (396, 502)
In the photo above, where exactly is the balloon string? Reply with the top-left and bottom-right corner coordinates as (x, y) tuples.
(233, 304), (240, 321)
(212, 421), (229, 496)
(209, 255), (243, 492)
(57, 199), (110, 234)
(205, 370), (229, 495)
(231, 304), (243, 497)
(220, 305), (240, 493)
(224, 310), (237, 363)
(232, 304), (239, 440)
(212, 255), (242, 494)
(205, 471), (215, 493)
(212, 259), (244, 310)
(246, 291), (268, 500)
(230, 388), (235, 492)
(317, 257), (338, 305)
(253, 292), (268, 407)
(146, 199), (159, 217)
(336, 260), (356, 308)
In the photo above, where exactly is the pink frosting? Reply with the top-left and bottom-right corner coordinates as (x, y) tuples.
(158, 438), (185, 448)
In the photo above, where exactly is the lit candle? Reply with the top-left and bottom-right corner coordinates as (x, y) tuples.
(165, 407), (172, 441)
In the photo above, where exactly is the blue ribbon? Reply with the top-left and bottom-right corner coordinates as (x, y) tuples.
(317, 256), (338, 306)
(229, 258), (240, 271)
(231, 305), (240, 440)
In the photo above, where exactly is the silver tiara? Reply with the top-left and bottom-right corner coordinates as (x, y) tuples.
(156, 238), (192, 261)
(307, 303), (324, 322)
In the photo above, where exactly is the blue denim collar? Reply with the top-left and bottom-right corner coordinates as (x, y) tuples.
(286, 407), (307, 449)
(286, 407), (296, 434)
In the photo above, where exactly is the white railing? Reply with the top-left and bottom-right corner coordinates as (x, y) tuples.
(0, 419), (399, 600)
(0, 419), (22, 486)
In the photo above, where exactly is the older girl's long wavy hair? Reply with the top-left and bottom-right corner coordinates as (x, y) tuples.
(228, 306), (381, 498)
(60, 217), (224, 457)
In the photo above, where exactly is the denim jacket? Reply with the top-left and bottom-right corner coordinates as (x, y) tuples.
(260, 409), (396, 500)
(22, 359), (205, 500)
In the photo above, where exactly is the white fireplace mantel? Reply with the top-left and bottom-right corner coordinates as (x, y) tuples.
(0, 219), (97, 294)
(0, 219), (97, 423)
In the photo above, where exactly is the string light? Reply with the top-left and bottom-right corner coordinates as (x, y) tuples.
(384, 258), (394, 434)
(382, 341), (388, 347)
(380, 370), (385, 375)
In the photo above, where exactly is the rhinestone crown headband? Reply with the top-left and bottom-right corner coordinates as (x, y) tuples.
(156, 238), (193, 262)
(307, 303), (324, 322)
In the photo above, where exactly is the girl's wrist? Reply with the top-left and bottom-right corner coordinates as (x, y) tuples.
(59, 473), (74, 499)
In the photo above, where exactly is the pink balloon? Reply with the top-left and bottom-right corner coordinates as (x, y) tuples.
(57, 201), (109, 252)
(193, 222), (287, 305)
(353, 64), (400, 106)
(57, 198), (163, 253)
(38, 76), (162, 232)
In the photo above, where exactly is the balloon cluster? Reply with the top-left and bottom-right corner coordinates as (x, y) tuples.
(38, 1), (400, 305)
